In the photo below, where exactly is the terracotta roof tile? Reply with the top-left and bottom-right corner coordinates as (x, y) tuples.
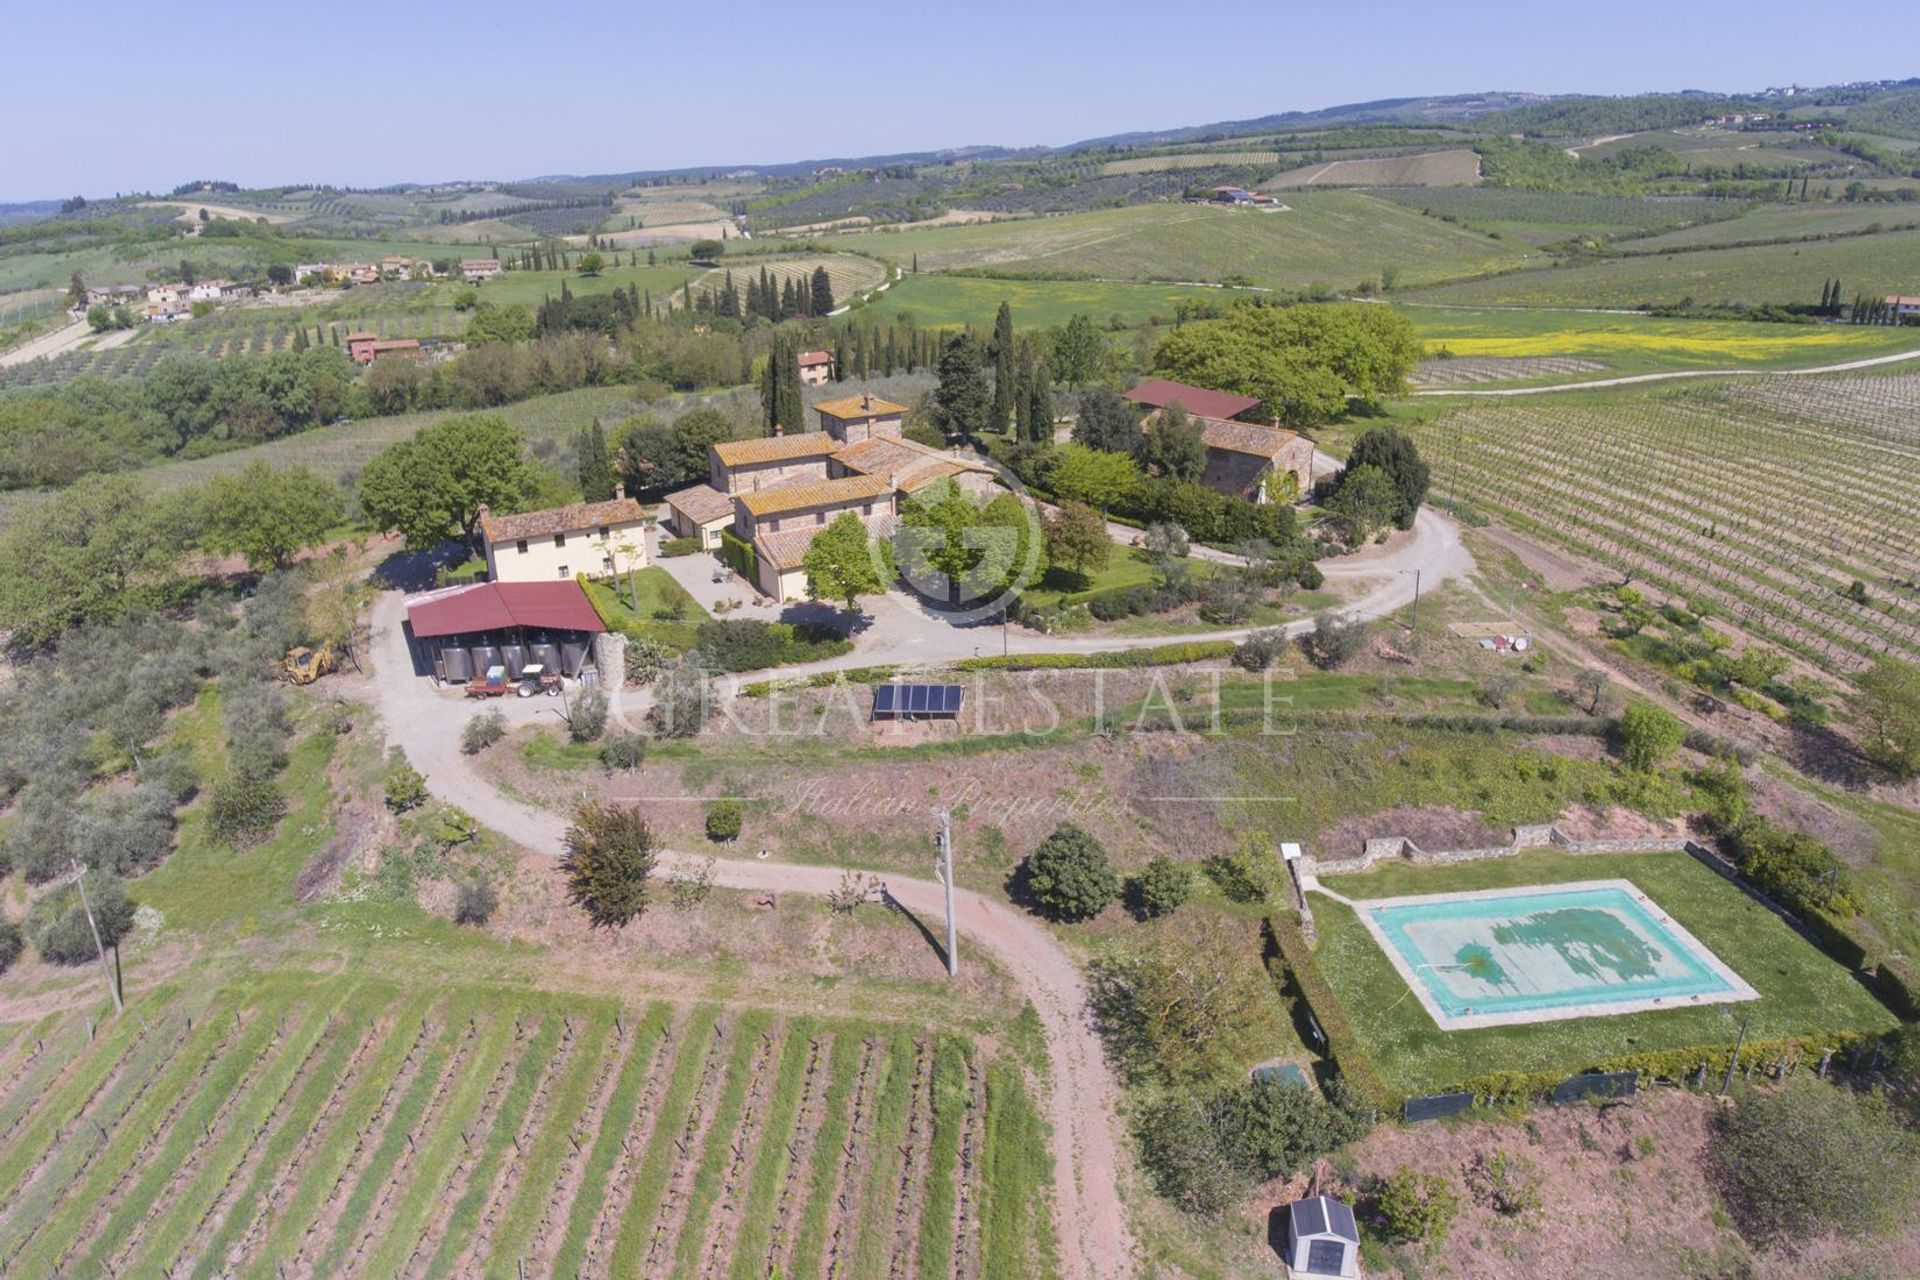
(711, 431), (836, 466)
(665, 483), (734, 525)
(737, 474), (892, 518)
(480, 497), (647, 545)
(1126, 378), (1262, 421)
(814, 394), (909, 419)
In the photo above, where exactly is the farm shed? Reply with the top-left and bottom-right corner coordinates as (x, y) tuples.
(871, 683), (965, 722)
(1282, 1195), (1360, 1278)
(403, 580), (605, 683)
(1125, 378), (1262, 422)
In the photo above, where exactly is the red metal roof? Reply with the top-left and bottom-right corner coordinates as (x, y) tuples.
(1125, 378), (1261, 422)
(404, 581), (606, 639)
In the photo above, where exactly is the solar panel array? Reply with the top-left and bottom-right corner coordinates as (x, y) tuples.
(871, 683), (965, 718)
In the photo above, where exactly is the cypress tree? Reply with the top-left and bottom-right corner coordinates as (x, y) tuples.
(761, 334), (782, 430)
(810, 265), (835, 316)
(989, 301), (1016, 434)
(834, 328), (850, 383)
(778, 337), (804, 435)
(1027, 356), (1055, 444)
(578, 422), (615, 501)
(681, 279), (692, 310)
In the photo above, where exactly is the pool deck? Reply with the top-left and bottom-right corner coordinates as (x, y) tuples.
(1324, 878), (1759, 1032)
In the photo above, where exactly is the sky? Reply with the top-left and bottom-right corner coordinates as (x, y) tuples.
(6, 0), (1914, 201)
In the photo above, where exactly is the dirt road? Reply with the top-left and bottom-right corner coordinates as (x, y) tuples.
(366, 593), (1141, 1279)
(0, 318), (91, 368)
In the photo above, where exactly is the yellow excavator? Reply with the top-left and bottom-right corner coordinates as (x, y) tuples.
(283, 644), (338, 685)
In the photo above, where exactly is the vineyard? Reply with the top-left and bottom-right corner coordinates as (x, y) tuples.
(1412, 375), (1920, 676)
(1099, 150), (1279, 176)
(0, 976), (1050, 1279)
(1370, 187), (1741, 244)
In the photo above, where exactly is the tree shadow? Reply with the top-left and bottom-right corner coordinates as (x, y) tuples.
(1783, 722), (1876, 791)
(374, 541), (470, 592)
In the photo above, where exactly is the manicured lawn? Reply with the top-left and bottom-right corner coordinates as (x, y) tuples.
(1017, 550), (1159, 609)
(861, 273), (1269, 330)
(583, 569), (709, 652)
(1312, 850), (1897, 1095)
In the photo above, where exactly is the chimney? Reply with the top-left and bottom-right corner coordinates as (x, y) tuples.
(614, 482), (626, 501)
(774, 421), (784, 436)
(861, 392), (873, 412)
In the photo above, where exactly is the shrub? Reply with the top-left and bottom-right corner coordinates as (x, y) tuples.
(1724, 817), (1856, 917)
(1302, 611), (1369, 669)
(1136, 1076), (1372, 1217)
(383, 748), (427, 811)
(0, 919), (21, 975)
(1021, 822), (1118, 922)
(568, 687), (608, 743)
(1203, 837), (1279, 904)
(1295, 560), (1324, 591)
(454, 878), (499, 926)
(561, 799), (659, 928)
(1128, 856), (1194, 920)
(1465, 1150), (1541, 1218)
(600, 731), (647, 773)
(460, 709), (506, 755)
(958, 640), (1235, 671)
(26, 875), (135, 965)
(210, 772), (288, 847)
(1714, 1075), (1918, 1242)
(1617, 701), (1684, 771)
(1375, 1166), (1462, 1248)
(706, 797), (743, 843)
(1232, 627), (1289, 672)
(658, 535), (701, 557)
(623, 635), (674, 685)
(1265, 916), (1394, 1109)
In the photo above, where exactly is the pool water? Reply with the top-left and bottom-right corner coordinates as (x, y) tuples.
(1357, 879), (1757, 1029)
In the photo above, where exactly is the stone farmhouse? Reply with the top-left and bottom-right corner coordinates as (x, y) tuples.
(480, 491), (650, 584)
(665, 393), (995, 602)
(1125, 378), (1316, 505)
(346, 332), (424, 365)
(796, 349), (836, 387)
(462, 259), (505, 282)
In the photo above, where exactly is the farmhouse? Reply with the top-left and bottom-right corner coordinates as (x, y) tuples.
(1885, 295), (1920, 322)
(1126, 379), (1314, 504)
(293, 262), (332, 283)
(345, 332), (424, 365)
(796, 349), (836, 387)
(461, 259), (504, 282)
(479, 491), (650, 585)
(664, 393), (993, 602)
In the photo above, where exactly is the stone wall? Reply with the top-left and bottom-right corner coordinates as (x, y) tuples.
(1304, 823), (1679, 878)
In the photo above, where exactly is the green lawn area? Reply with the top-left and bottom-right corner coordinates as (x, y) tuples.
(861, 274), (1270, 329)
(1311, 850), (1897, 1096)
(1402, 226), (1920, 309)
(845, 195), (1529, 292)
(582, 569), (709, 651)
(447, 263), (697, 309)
(1017, 549), (1160, 609)
(1401, 303), (1920, 377)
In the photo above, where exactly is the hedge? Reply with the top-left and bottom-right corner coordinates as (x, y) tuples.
(955, 640), (1236, 672)
(738, 665), (899, 698)
(719, 528), (757, 582)
(1452, 1030), (1884, 1103)
(659, 535), (701, 557)
(1263, 915), (1397, 1109)
(1873, 957), (1920, 1020)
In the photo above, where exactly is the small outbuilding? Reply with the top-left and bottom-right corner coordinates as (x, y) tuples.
(403, 580), (606, 683)
(1282, 1195), (1360, 1278)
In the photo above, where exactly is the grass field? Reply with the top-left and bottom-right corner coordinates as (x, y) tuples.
(1312, 850), (1898, 1095)
(1402, 304), (1920, 378)
(1372, 188), (1744, 246)
(843, 196), (1532, 290)
(1619, 203), (1920, 253)
(454, 262), (699, 308)
(687, 253), (890, 310)
(860, 272), (1268, 329)
(1403, 374), (1920, 675)
(0, 976), (1045, 1279)
(1267, 149), (1481, 188)
(1404, 226), (1920, 308)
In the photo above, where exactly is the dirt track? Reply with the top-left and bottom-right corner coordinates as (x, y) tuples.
(367, 594), (1140, 1279)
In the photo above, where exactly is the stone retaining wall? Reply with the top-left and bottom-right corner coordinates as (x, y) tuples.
(1306, 823), (1677, 878)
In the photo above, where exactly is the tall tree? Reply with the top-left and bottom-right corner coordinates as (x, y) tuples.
(932, 333), (990, 440)
(1052, 313), (1104, 386)
(1340, 426), (1430, 529)
(561, 799), (659, 929)
(989, 301), (1016, 434)
(357, 414), (535, 550)
(198, 462), (344, 571)
(1137, 405), (1206, 481)
(1026, 355), (1056, 444)
(1043, 500), (1113, 585)
(578, 421), (615, 502)
(810, 265), (835, 317)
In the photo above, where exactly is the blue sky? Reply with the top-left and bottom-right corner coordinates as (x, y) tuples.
(6, 1), (1912, 200)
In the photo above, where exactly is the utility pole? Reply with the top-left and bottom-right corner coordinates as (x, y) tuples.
(1409, 568), (1422, 634)
(70, 858), (123, 1017)
(934, 809), (958, 977)
(1720, 1006), (1753, 1095)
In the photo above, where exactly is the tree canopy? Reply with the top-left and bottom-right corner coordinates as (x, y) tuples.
(803, 512), (886, 614)
(1022, 822), (1119, 921)
(1851, 658), (1920, 778)
(1340, 425), (1430, 529)
(1151, 303), (1420, 426)
(357, 414), (536, 549)
(197, 462), (344, 571)
(561, 799), (660, 928)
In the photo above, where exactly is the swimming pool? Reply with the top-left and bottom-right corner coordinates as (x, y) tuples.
(1354, 879), (1758, 1031)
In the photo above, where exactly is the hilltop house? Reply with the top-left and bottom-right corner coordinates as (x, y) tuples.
(461, 259), (504, 282)
(664, 393), (994, 602)
(796, 349), (835, 387)
(1125, 378), (1314, 504)
(1886, 295), (1920, 322)
(479, 491), (650, 585)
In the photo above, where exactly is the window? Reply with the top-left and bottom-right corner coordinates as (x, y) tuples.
(598, 525), (610, 539)
(553, 533), (566, 547)
(556, 565), (569, 578)
(816, 512), (826, 525)
(515, 539), (528, 554)
(602, 555), (615, 573)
